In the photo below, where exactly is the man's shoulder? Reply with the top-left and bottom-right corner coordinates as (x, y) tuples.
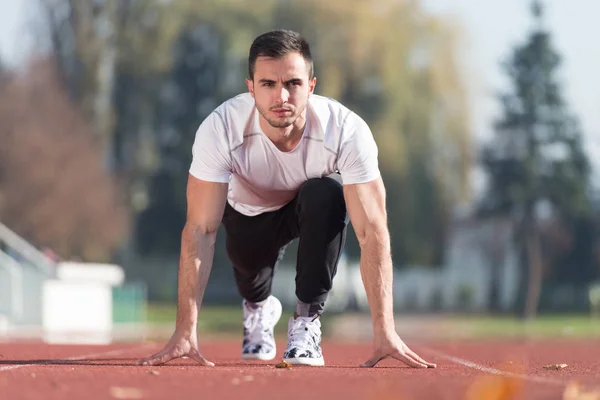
(308, 94), (368, 136)
(195, 93), (253, 150)
(309, 94), (352, 120)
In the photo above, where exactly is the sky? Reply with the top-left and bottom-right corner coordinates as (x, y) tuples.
(1, 0), (599, 189)
(0, 1), (27, 66)
(421, 0), (600, 189)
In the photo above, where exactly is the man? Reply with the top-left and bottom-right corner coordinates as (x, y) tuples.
(138, 29), (436, 369)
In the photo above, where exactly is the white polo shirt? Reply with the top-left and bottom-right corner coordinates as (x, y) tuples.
(189, 92), (380, 216)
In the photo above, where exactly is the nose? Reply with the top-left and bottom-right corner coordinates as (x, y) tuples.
(275, 85), (289, 104)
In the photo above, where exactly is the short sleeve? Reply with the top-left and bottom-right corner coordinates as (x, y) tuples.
(189, 111), (232, 183)
(337, 113), (381, 184)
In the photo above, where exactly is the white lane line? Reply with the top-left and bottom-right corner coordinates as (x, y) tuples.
(0, 344), (155, 373)
(421, 347), (567, 386)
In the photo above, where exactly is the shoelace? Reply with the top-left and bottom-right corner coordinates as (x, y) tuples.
(244, 304), (274, 346)
(288, 317), (321, 349)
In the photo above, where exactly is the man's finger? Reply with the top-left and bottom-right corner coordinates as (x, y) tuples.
(360, 352), (383, 368)
(136, 350), (165, 366)
(392, 351), (428, 368)
(189, 349), (215, 367)
(407, 349), (436, 368)
(137, 351), (175, 366)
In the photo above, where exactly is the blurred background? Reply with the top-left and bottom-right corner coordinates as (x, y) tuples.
(1, 0), (600, 343)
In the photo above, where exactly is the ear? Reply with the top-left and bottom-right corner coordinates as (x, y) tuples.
(308, 77), (317, 96)
(246, 79), (255, 98)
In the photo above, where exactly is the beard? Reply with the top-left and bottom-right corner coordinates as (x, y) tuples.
(256, 102), (305, 129)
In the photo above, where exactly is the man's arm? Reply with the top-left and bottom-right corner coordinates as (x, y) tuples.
(176, 174), (228, 332)
(138, 174), (228, 366)
(344, 176), (436, 369)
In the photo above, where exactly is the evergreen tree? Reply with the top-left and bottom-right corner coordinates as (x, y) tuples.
(479, 1), (591, 318)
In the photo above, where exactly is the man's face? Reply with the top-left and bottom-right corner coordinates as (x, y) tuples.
(247, 52), (316, 129)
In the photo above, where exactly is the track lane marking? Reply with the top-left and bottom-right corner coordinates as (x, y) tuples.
(0, 343), (155, 372)
(421, 346), (567, 386)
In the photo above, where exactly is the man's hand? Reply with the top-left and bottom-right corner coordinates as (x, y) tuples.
(361, 332), (436, 368)
(137, 330), (214, 367)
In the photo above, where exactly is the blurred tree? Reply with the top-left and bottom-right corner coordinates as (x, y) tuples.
(0, 58), (7, 78)
(0, 58), (129, 261)
(39, 0), (120, 167)
(477, 217), (512, 312)
(479, 1), (591, 319)
(135, 25), (224, 256)
(0, 62), (8, 216)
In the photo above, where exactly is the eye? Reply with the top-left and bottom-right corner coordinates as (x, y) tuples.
(262, 82), (275, 87)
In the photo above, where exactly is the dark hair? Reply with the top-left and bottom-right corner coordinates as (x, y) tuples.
(248, 29), (313, 80)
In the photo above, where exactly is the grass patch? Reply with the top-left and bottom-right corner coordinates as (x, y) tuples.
(440, 314), (600, 339)
(146, 302), (334, 336)
(147, 303), (600, 339)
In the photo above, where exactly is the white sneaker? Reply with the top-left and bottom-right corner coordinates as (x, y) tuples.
(241, 295), (282, 360)
(283, 316), (324, 366)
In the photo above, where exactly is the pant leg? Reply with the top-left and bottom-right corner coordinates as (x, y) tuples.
(293, 177), (348, 305)
(222, 201), (298, 303)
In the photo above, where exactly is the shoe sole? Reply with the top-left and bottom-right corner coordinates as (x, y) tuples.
(240, 297), (283, 361)
(242, 352), (277, 361)
(283, 357), (325, 367)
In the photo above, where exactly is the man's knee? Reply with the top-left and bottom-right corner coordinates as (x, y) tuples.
(297, 177), (346, 214)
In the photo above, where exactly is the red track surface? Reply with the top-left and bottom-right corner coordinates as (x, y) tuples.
(1, 339), (599, 399)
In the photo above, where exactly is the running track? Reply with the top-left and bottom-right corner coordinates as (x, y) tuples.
(1, 339), (599, 399)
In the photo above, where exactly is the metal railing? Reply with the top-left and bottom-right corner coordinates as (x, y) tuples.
(0, 222), (57, 326)
(0, 222), (56, 276)
(0, 249), (24, 322)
